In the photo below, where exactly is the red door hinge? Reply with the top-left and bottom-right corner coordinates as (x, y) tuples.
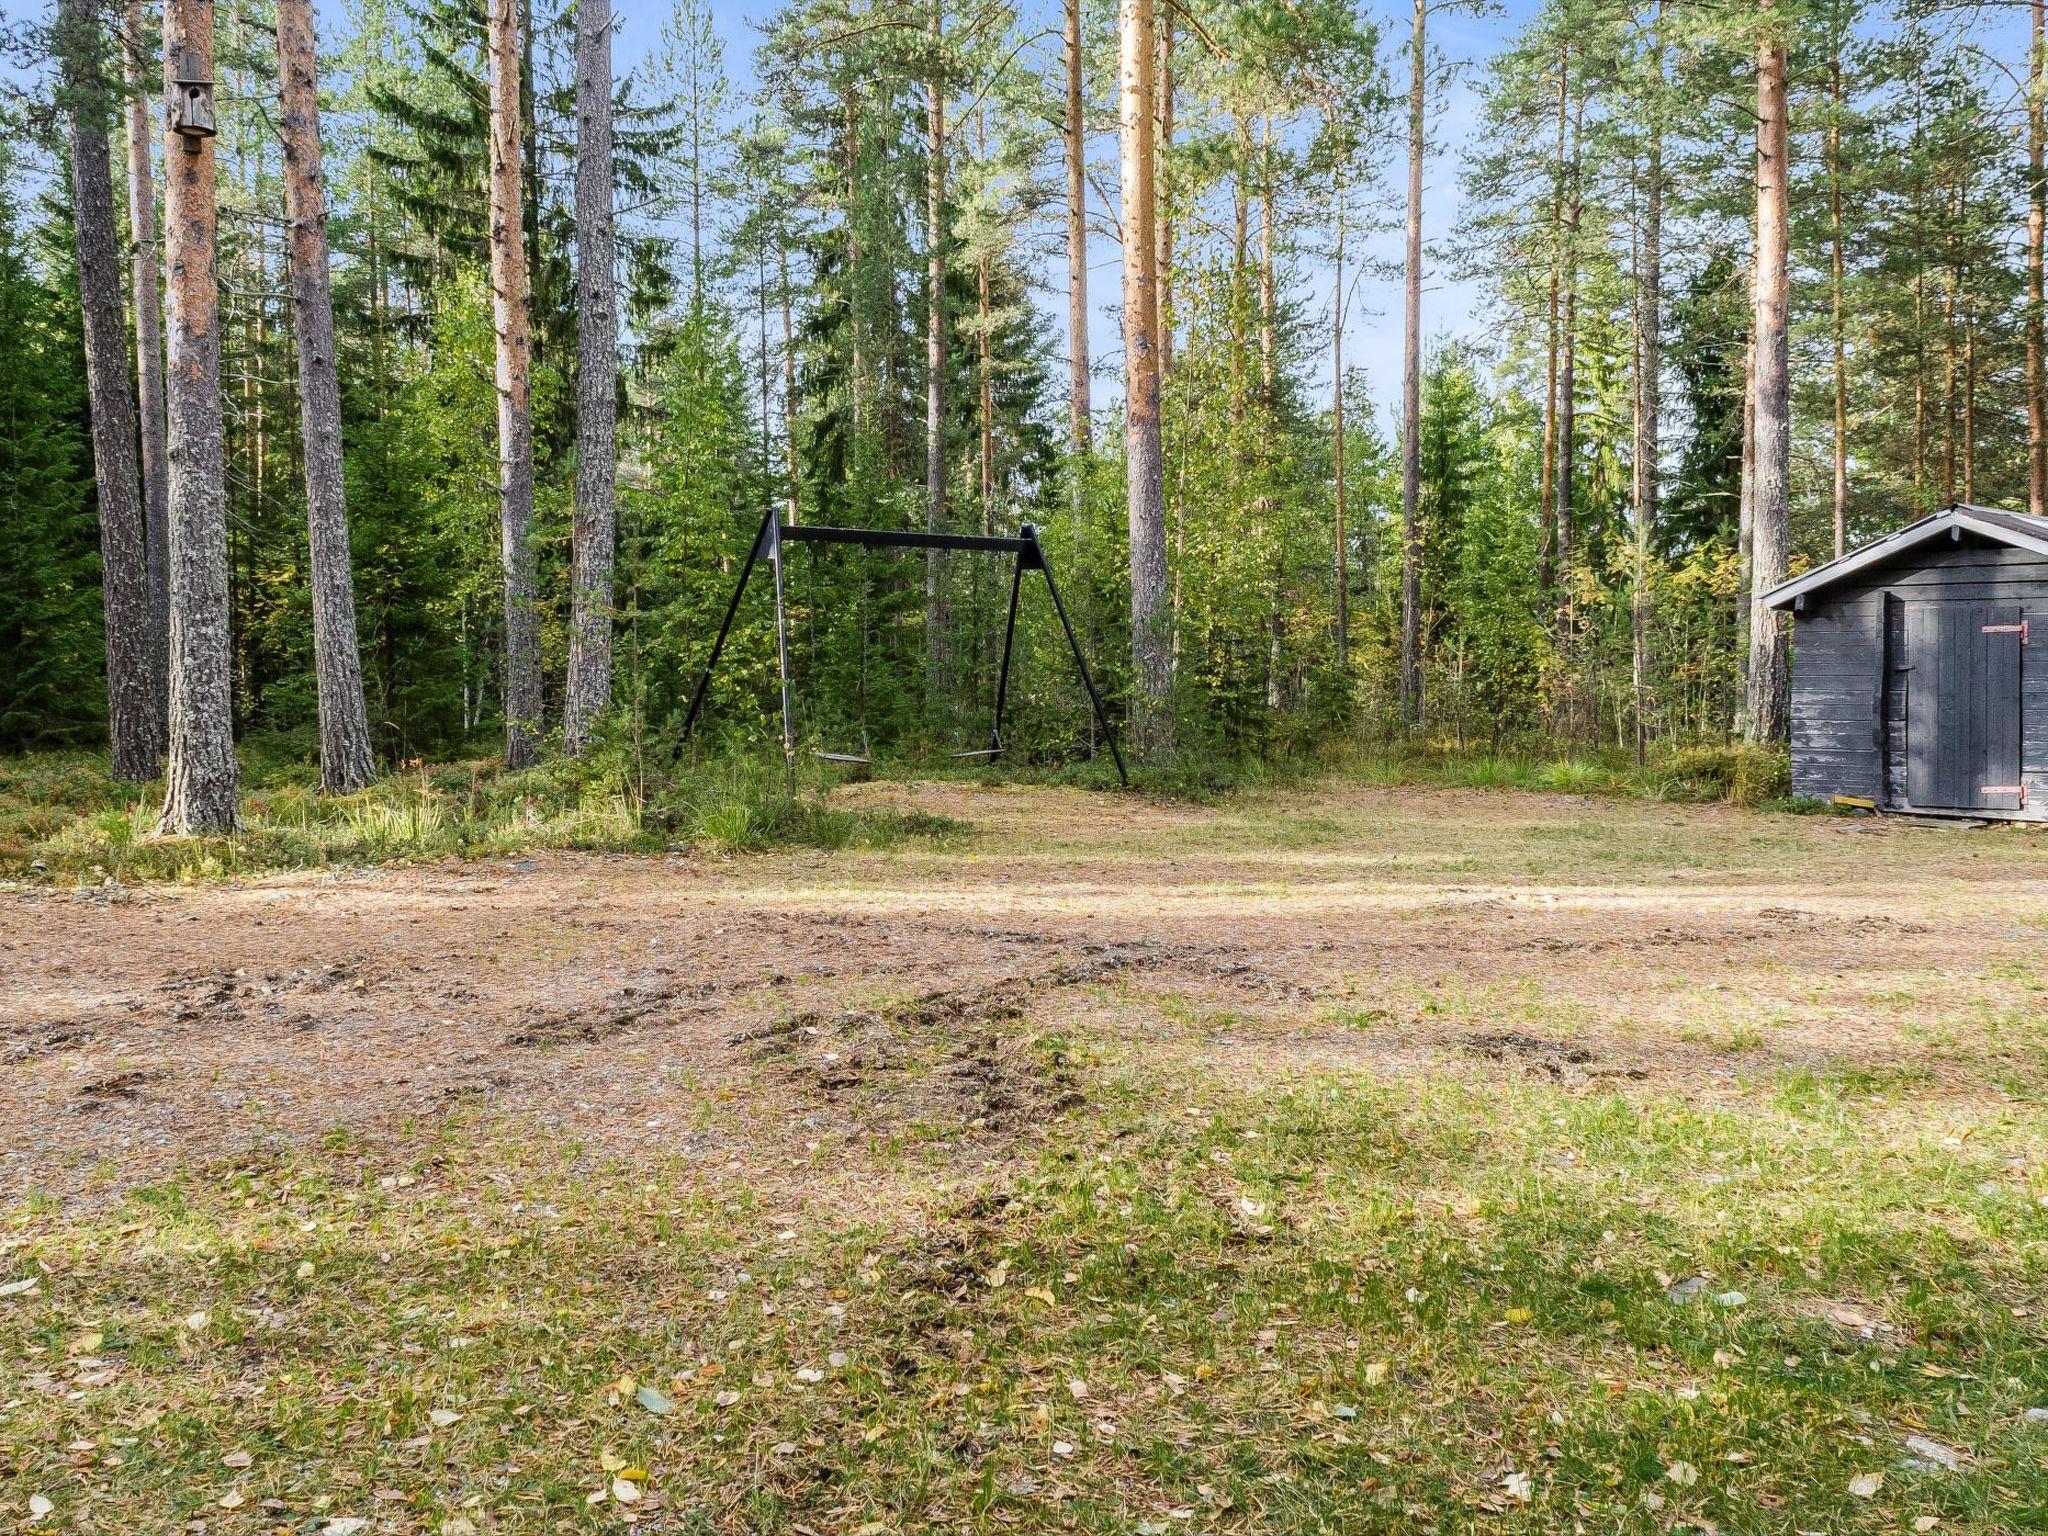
(1982, 783), (2029, 806)
(1982, 620), (2029, 643)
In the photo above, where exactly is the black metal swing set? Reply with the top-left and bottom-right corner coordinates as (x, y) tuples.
(680, 508), (1129, 787)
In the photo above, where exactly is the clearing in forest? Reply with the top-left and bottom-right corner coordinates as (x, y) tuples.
(2, 782), (2045, 1533)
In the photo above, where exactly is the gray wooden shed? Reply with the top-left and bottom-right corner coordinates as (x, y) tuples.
(1761, 503), (2048, 820)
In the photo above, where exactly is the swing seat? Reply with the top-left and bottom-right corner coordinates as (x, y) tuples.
(949, 748), (1004, 760)
(813, 750), (872, 765)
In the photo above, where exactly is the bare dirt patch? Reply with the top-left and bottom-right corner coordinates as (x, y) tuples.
(5, 780), (2044, 1205)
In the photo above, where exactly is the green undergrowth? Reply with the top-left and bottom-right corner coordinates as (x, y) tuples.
(2, 1059), (2042, 1533)
(0, 745), (965, 885)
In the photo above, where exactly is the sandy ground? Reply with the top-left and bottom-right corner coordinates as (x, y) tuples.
(5, 781), (2045, 1207)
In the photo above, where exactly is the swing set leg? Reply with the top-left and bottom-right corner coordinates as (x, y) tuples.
(1028, 530), (1130, 788)
(768, 516), (797, 795)
(988, 554), (1025, 754)
(681, 508), (775, 744)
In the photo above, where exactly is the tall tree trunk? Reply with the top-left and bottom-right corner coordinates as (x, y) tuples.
(781, 241), (798, 517)
(2030, 0), (2046, 517)
(1632, 11), (1664, 763)
(1557, 95), (1582, 626)
(1828, 49), (1848, 556)
(1154, 13), (1173, 381)
(1399, 0), (1425, 730)
(565, 0), (617, 755)
(926, 2), (949, 707)
(1747, 7), (1791, 745)
(60, 0), (163, 783)
(1063, 0), (1091, 478)
(276, 0), (375, 793)
(489, 0), (541, 767)
(1332, 164), (1348, 675)
(977, 105), (994, 532)
(1537, 44), (1567, 599)
(123, 0), (169, 712)
(1120, 0), (1170, 758)
(158, 0), (239, 828)
(1258, 120), (1276, 409)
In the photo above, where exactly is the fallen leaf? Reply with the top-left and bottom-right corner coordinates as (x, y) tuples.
(1848, 1472), (1883, 1498)
(1505, 1308), (1533, 1325)
(1502, 1470), (1533, 1501)
(772, 1441), (797, 1456)
(1051, 1440), (1075, 1458)
(221, 1451), (254, 1469)
(1363, 1362), (1389, 1385)
(1024, 1285), (1056, 1306)
(634, 1384), (672, 1415)
(1902, 1435), (1965, 1472)
(429, 1409), (462, 1429)
(320, 1522), (369, 1536)
(28, 1494), (54, 1521)
(1066, 1379), (1088, 1400)
(0, 1277), (41, 1299)
(713, 1389), (741, 1408)
(218, 1491), (246, 1510)
(1914, 1519), (1941, 1532)
(1666, 1460), (1699, 1488)
(611, 1477), (642, 1505)
(296, 1261), (315, 1280)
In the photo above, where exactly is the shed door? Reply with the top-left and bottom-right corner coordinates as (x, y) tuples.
(1904, 604), (2024, 810)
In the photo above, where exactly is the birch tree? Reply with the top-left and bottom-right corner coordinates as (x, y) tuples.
(275, 0), (375, 793)
(159, 0), (240, 831)
(565, 0), (618, 756)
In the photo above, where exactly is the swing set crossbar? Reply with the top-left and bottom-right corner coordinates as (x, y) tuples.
(679, 509), (1128, 789)
(777, 525), (1044, 562)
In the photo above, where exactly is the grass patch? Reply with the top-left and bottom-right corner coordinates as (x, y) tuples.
(2, 1062), (2042, 1533)
(0, 745), (966, 884)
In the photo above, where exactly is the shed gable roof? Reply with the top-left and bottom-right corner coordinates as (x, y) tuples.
(1761, 504), (2048, 610)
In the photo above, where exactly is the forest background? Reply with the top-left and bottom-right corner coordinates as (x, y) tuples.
(1, 0), (2039, 806)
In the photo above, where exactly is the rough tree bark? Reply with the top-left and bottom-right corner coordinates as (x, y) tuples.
(1747, 7), (1792, 745)
(1120, 0), (1171, 758)
(1064, 0), (1091, 475)
(1399, 0), (1425, 729)
(158, 0), (239, 830)
(1154, 13), (1173, 380)
(488, 0), (542, 768)
(564, 0), (617, 756)
(275, 0), (375, 794)
(122, 0), (169, 707)
(58, 0), (163, 783)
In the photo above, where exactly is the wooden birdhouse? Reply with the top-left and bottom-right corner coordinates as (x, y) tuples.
(173, 51), (217, 150)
